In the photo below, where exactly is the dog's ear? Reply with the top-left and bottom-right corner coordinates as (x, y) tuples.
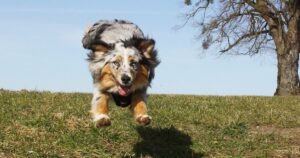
(137, 39), (155, 59)
(91, 41), (114, 52)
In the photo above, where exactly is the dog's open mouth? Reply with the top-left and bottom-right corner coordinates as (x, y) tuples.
(111, 85), (132, 107)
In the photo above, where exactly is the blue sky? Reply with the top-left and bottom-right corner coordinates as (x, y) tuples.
(0, 0), (278, 96)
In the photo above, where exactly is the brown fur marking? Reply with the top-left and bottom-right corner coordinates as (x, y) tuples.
(138, 40), (154, 58)
(128, 55), (136, 63)
(131, 65), (149, 91)
(131, 92), (151, 125)
(131, 92), (147, 117)
(115, 55), (123, 63)
(92, 44), (109, 52)
(99, 64), (117, 91)
(93, 92), (110, 115)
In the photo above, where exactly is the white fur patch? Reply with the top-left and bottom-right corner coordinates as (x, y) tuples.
(136, 114), (152, 120)
(93, 114), (110, 122)
(91, 86), (101, 106)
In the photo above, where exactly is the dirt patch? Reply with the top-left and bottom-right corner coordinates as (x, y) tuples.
(250, 125), (300, 157)
(0, 153), (15, 158)
(52, 112), (64, 120)
(65, 116), (90, 130)
(250, 125), (300, 145)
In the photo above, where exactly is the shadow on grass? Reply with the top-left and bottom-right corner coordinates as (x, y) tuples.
(131, 126), (204, 158)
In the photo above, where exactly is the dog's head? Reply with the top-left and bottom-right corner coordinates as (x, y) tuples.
(88, 37), (158, 96)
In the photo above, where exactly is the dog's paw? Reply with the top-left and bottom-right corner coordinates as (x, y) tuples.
(94, 114), (111, 127)
(136, 115), (151, 126)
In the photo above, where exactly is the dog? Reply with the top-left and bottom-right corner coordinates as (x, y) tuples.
(82, 20), (160, 127)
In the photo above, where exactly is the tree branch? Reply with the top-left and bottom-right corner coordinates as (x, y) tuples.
(220, 30), (269, 53)
(177, 0), (211, 29)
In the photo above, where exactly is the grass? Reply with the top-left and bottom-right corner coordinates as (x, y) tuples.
(0, 89), (300, 157)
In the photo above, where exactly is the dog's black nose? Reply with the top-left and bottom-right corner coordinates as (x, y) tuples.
(121, 75), (131, 84)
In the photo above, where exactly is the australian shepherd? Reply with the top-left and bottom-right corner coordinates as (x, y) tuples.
(82, 20), (160, 127)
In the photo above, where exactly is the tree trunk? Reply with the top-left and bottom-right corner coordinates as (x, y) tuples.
(274, 48), (300, 96)
(274, 1), (300, 96)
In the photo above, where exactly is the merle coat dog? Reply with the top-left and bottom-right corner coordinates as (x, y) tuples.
(82, 20), (160, 127)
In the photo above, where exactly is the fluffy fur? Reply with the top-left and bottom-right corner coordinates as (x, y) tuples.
(82, 19), (160, 127)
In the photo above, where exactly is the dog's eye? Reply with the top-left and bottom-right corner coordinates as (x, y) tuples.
(112, 61), (120, 68)
(130, 62), (138, 69)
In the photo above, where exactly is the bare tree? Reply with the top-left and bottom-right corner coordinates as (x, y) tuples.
(183, 0), (300, 96)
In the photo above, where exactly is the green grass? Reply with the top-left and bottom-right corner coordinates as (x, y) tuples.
(0, 90), (300, 157)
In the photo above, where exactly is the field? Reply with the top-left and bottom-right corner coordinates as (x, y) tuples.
(0, 90), (300, 157)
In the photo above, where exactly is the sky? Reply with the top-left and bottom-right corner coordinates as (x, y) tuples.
(0, 0), (278, 96)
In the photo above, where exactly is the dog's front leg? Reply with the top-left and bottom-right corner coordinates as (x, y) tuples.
(131, 92), (151, 126)
(91, 90), (111, 127)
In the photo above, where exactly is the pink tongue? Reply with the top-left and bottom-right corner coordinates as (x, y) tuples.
(118, 86), (129, 96)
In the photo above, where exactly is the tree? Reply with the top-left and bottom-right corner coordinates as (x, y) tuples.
(183, 0), (300, 96)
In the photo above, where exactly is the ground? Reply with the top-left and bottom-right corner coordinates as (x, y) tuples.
(0, 90), (299, 157)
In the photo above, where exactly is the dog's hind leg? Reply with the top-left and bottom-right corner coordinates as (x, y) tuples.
(90, 90), (111, 127)
(130, 92), (152, 126)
